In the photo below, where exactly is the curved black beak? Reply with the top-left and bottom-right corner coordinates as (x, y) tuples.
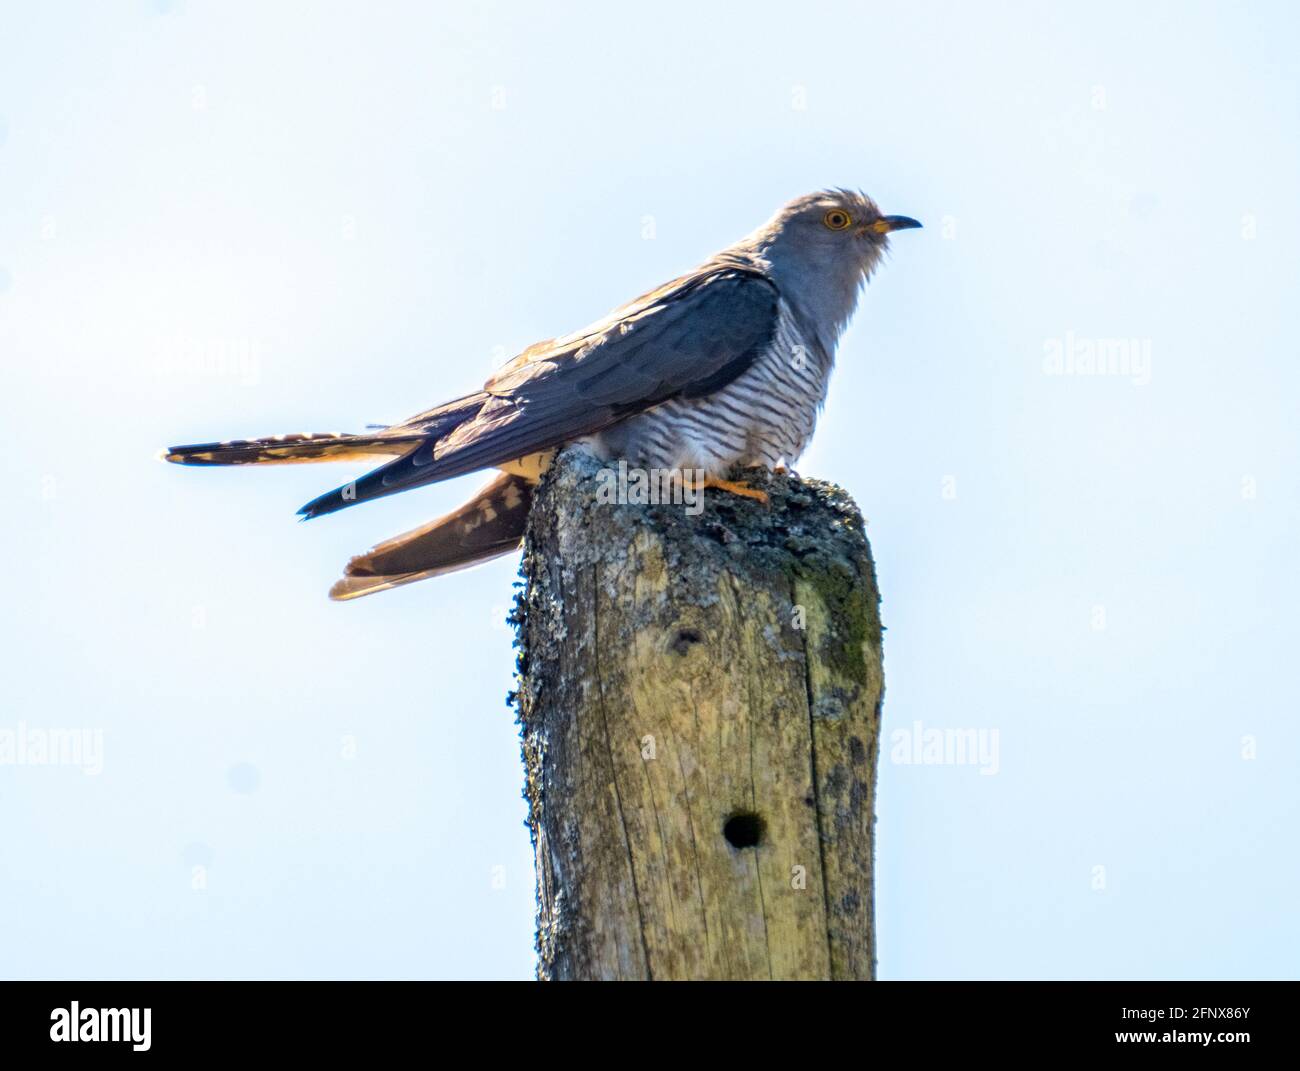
(872, 214), (923, 234)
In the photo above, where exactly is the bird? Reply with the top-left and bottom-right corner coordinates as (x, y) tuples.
(163, 189), (920, 600)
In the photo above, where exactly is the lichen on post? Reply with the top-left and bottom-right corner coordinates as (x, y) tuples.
(511, 448), (884, 981)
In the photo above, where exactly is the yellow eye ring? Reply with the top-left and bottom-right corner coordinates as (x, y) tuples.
(823, 209), (853, 231)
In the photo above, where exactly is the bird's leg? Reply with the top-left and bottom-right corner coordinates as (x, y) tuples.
(703, 475), (769, 504)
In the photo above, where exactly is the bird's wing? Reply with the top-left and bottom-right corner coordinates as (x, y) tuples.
(297, 262), (779, 518)
(434, 264), (779, 475)
(423, 263), (780, 467)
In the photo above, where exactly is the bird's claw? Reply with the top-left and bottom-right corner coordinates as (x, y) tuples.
(703, 477), (769, 504)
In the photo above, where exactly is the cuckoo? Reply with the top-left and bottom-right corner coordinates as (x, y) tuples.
(163, 189), (920, 599)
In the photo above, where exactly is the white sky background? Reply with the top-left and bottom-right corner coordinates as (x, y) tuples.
(0, 0), (1296, 979)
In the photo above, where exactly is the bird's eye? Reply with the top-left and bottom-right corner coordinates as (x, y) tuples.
(823, 209), (853, 231)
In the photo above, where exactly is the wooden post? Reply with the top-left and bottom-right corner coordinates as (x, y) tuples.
(512, 449), (884, 980)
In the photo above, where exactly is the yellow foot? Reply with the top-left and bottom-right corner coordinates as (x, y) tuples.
(704, 476), (769, 504)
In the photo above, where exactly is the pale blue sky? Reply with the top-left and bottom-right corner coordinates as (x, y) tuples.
(0, 0), (1296, 979)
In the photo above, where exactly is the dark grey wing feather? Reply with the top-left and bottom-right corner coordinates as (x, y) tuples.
(419, 267), (778, 477)
(298, 265), (778, 518)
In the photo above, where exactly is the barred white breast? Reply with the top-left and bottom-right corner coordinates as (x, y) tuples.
(586, 301), (831, 478)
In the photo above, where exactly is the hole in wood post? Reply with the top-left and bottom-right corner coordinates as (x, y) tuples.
(723, 812), (766, 849)
(670, 628), (704, 655)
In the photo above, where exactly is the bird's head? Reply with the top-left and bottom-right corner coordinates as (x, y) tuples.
(740, 188), (921, 349)
(758, 188), (921, 272)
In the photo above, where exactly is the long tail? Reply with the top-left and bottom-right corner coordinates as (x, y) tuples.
(161, 431), (421, 467)
(328, 471), (533, 601)
(164, 393), (490, 519)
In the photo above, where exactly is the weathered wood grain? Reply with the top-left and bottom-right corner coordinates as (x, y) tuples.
(513, 450), (883, 980)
